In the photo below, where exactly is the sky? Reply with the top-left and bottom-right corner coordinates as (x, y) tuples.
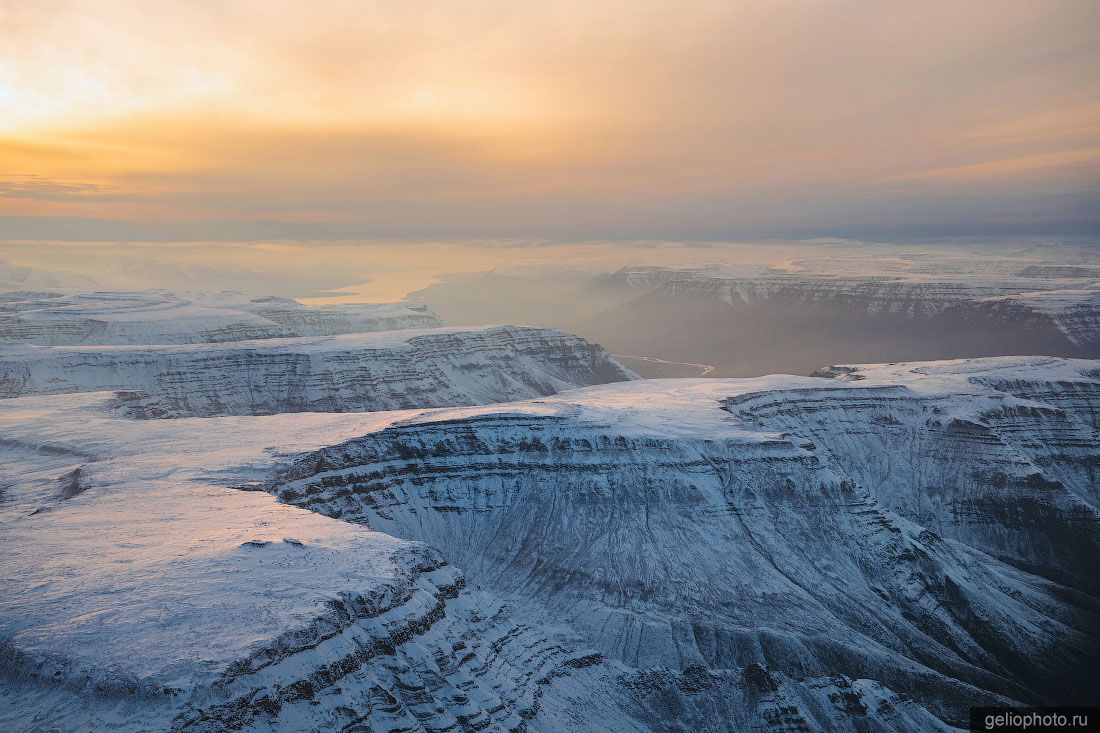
(1, 0), (1098, 243)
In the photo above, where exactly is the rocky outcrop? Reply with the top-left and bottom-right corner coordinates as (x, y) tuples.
(0, 326), (637, 416)
(0, 390), (942, 732)
(268, 359), (1100, 725)
(170, 557), (570, 733)
(770, 358), (1100, 592)
(3, 344), (1096, 731)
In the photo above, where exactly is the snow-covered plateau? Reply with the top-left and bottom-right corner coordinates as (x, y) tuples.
(2, 356), (1097, 731)
(0, 325), (637, 416)
(0, 290), (443, 345)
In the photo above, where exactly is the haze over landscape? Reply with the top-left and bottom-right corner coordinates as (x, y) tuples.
(1, 2), (1098, 732)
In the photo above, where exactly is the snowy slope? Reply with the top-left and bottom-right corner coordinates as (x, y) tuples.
(270, 359), (1100, 724)
(0, 392), (949, 733)
(2, 354), (1096, 730)
(0, 290), (442, 345)
(0, 397), (593, 731)
(0, 326), (637, 416)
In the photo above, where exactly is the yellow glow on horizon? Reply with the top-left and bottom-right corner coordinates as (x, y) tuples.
(1, 0), (1098, 236)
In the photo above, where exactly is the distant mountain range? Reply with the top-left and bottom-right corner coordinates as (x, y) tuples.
(412, 243), (1100, 377)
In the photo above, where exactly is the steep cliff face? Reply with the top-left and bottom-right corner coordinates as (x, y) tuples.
(595, 267), (1046, 313)
(0, 326), (637, 416)
(979, 289), (1100, 349)
(592, 267), (1100, 347)
(168, 558), (605, 733)
(792, 358), (1100, 591)
(0, 290), (442, 345)
(577, 267), (1100, 376)
(0, 395), (607, 732)
(269, 361), (1100, 724)
(5, 360), (1092, 731)
(0, 392), (948, 733)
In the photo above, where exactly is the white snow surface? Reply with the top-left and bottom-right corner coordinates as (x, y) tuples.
(1, 387), (958, 733)
(0, 397), (420, 689)
(2, 356), (1098, 731)
(269, 356), (1100, 721)
(0, 325), (638, 416)
(0, 289), (443, 345)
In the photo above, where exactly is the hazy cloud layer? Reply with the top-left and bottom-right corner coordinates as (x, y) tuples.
(1, 0), (1098, 240)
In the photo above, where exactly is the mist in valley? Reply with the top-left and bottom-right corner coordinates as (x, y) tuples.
(6, 236), (1097, 378)
(409, 240), (1100, 377)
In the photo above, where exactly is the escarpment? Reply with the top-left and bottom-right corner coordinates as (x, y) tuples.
(3, 349), (1097, 731)
(0, 326), (637, 416)
(269, 359), (1100, 724)
(577, 267), (1100, 377)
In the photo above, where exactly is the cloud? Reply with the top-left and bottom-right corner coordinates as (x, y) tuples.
(888, 148), (1100, 183)
(1, 0), (1098, 238)
(0, 174), (132, 201)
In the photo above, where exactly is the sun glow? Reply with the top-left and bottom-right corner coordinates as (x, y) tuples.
(1, 0), (1097, 239)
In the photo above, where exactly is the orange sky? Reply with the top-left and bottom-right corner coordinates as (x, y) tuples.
(1, 0), (1098, 240)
